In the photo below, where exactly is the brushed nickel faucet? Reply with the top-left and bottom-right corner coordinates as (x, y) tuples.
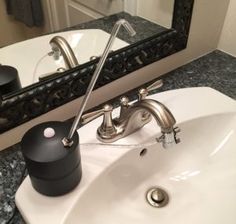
(49, 36), (79, 69)
(82, 80), (181, 149)
(37, 36), (77, 81)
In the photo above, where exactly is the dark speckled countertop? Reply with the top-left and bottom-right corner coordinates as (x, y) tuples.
(0, 50), (235, 223)
(62, 12), (168, 44)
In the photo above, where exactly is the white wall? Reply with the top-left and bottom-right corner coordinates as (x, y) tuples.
(0, 0), (26, 47)
(218, 0), (236, 57)
(0, 0), (230, 150)
(0, 0), (51, 47)
(53, 0), (124, 30)
(137, 0), (174, 28)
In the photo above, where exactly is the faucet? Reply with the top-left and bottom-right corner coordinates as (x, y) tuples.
(62, 19), (136, 147)
(37, 36), (77, 81)
(81, 80), (181, 149)
(49, 36), (79, 69)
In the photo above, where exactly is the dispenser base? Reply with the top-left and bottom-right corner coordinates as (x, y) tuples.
(30, 164), (82, 196)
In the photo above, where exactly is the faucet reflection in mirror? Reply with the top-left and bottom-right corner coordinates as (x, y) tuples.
(38, 36), (79, 81)
(49, 36), (79, 69)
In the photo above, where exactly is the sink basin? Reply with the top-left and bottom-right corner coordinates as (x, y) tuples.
(65, 113), (236, 224)
(15, 87), (236, 224)
(0, 29), (128, 88)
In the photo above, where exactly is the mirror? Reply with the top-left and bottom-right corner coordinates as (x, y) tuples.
(0, 0), (174, 92)
(0, 0), (194, 133)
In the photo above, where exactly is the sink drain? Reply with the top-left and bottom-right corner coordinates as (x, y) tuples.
(146, 187), (169, 208)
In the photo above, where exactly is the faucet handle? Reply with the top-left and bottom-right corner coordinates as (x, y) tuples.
(81, 104), (113, 125)
(146, 79), (163, 92)
(138, 79), (163, 100)
(81, 104), (116, 139)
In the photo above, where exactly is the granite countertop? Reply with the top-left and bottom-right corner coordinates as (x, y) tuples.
(0, 50), (235, 223)
(62, 12), (168, 44)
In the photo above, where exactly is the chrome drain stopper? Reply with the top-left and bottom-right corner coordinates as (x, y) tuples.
(146, 187), (169, 208)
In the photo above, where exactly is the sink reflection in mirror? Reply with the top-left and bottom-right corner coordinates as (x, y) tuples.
(0, 29), (128, 88)
(0, 0), (175, 94)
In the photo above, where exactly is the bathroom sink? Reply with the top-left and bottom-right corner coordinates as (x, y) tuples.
(65, 113), (236, 224)
(15, 87), (236, 224)
(0, 29), (128, 88)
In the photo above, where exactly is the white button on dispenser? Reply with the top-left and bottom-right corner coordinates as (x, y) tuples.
(44, 127), (55, 138)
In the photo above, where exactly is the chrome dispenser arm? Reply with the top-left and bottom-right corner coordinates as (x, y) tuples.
(62, 19), (136, 147)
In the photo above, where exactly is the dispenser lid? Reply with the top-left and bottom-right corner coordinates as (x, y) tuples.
(21, 121), (79, 163)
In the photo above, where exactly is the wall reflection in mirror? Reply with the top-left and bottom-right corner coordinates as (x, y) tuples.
(0, 0), (174, 97)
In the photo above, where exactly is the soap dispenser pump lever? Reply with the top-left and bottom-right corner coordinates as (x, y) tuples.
(62, 19), (136, 147)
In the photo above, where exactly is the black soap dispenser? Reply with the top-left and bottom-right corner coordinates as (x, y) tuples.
(21, 19), (136, 197)
(21, 121), (82, 196)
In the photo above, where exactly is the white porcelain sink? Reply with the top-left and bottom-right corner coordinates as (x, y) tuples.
(15, 87), (236, 224)
(66, 113), (236, 224)
(0, 29), (128, 88)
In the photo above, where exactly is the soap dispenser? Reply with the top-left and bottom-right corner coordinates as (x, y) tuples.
(21, 19), (136, 197)
(21, 121), (82, 196)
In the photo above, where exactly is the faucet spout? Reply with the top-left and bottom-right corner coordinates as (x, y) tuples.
(132, 99), (180, 148)
(134, 99), (176, 133)
(49, 36), (79, 69)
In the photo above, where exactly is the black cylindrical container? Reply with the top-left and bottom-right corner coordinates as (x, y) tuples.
(21, 121), (82, 196)
(0, 65), (21, 96)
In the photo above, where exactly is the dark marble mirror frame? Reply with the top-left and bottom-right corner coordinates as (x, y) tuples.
(0, 0), (194, 133)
